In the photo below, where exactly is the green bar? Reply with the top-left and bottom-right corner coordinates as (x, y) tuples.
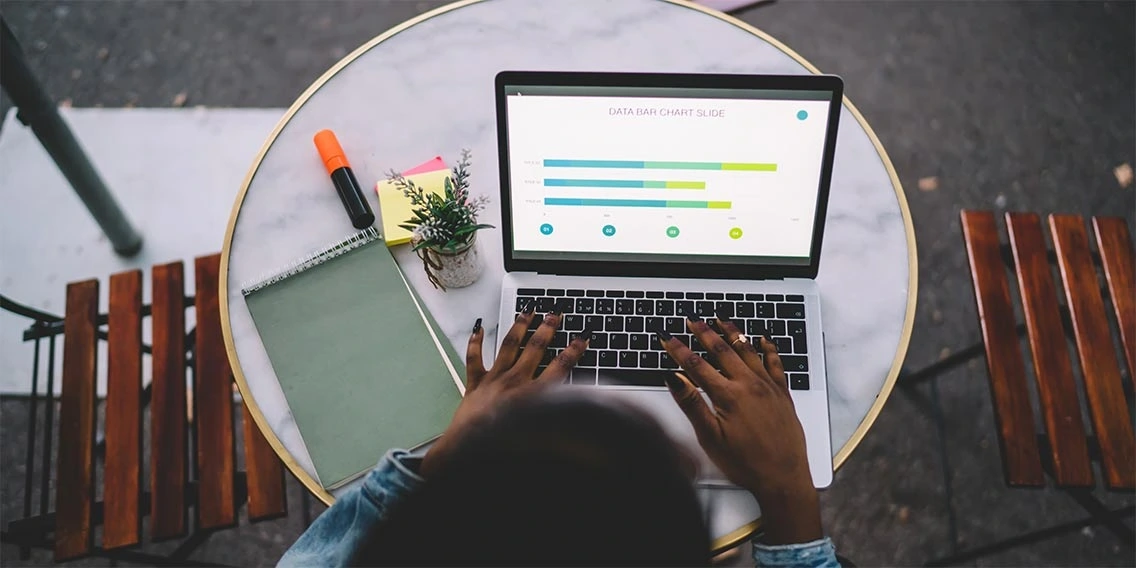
(644, 161), (721, 170)
(665, 201), (709, 208)
(721, 162), (777, 171)
(643, 181), (666, 188)
(707, 201), (732, 209)
(664, 181), (706, 189)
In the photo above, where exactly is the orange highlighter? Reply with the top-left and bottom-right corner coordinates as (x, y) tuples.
(314, 129), (376, 230)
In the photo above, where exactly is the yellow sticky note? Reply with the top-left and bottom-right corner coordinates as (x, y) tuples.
(375, 168), (452, 246)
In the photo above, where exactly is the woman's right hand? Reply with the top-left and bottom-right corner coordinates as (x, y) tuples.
(658, 316), (823, 545)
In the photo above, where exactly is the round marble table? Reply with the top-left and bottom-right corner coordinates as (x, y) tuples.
(220, 0), (916, 552)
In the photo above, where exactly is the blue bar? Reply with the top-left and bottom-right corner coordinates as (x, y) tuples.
(544, 197), (668, 208)
(544, 159), (646, 168)
(544, 179), (645, 188)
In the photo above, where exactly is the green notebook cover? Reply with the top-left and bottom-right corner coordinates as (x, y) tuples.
(243, 228), (464, 489)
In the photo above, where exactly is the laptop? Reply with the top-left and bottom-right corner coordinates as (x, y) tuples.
(493, 71), (842, 488)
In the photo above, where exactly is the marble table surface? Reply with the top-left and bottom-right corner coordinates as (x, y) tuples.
(221, 0), (916, 549)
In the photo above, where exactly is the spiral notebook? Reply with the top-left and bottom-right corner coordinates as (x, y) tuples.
(241, 227), (465, 490)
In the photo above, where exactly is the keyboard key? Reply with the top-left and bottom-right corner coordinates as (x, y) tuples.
(518, 288), (545, 295)
(566, 289), (585, 297)
(537, 296), (556, 313)
(571, 371), (597, 385)
(606, 290), (624, 298)
(747, 319), (768, 336)
(645, 317), (664, 333)
(547, 288), (565, 296)
(736, 302), (755, 318)
(696, 301), (716, 317)
(590, 332), (609, 349)
(552, 331), (569, 348)
(598, 350), (618, 367)
(585, 315), (604, 330)
(788, 321), (806, 338)
(773, 337), (792, 353)
(660, 352), (678, 369)
(685, 292), (705, 299)
(516, 297), (535, 311)
(745, 293), (764, 301)
(635, 300), (654, 315)
(714, 301), (734, 319)
(619, 351), (639, 368)
(616, 299), (635, 315)
(579, 350), (597, 367)
(541, 349), (557, 365)
(789, 373), (809, 390)
(646, 291), (665, 298)
(630, 333), (650, 350)
(655, 300), (675, 316)
(726, 293), (744, 300)
(793, 335), (808, 354)
(556, 298), (575, 313)
(598, 370), (666, 387)
(780, 355), (809, 372)
(770, 320), (786, 336)
(609, 333), (629, 350)
(639, 351), (660, 368)
(766, 294), (784, 302)
(528, 316), (542, 330)
(777, 303), (806, 319)
(576, 298), (595, 313)
(756, 303), (775, 318)
(786, 294), (804, 302)
(706, 292), (725, 300)
(586, 290), (605, 297)
(676, 300), (695, 317)
(596, 298), (615, 314)
(564, 314), (584, 331)
(625, 316), (645, 332)
(650, 333), (667, 350)
(665, 317), (686, 334)
(665, 291), (684, 299)
(626, 291), (645, 298)
(604, 316), (624, 332)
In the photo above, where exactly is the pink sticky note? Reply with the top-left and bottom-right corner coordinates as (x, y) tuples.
(401, 156), (447, 176)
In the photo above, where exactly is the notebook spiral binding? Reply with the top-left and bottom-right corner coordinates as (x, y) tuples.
(240, 226), (382, 295)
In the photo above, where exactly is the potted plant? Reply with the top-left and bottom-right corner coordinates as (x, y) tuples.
(386, 149), (493, 290)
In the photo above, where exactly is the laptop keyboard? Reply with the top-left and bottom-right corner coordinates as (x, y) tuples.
(513, 287), (812, 390)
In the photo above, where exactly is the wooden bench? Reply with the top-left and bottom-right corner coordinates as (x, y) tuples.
(3, 254), (288, 563)
(960, 211), (1134, 491)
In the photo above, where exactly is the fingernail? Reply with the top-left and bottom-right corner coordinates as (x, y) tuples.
(686, 314), (701, 323)
(664, 373), (685, 392)
(655, 328), (673, 342)
(472, 318), (482, 334)
(522, 299), (536, 314)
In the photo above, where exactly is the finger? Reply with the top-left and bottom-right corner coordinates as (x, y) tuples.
(758, 336), (789, 392)
(512, 309), (564, 378)
(536, 329), (590, 385)
(491, 300), (536, 373)
(465, 318), (487, 390)
(657, 330), (731, 402)
(687, 315), (752, 380)
(715, 318), (766, 378)
(664, 372), (722, 448)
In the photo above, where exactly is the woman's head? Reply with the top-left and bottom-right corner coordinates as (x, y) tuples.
(353, 390), (711, 566)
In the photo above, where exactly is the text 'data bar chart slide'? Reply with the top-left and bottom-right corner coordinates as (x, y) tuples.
(505, 91), (832, 262)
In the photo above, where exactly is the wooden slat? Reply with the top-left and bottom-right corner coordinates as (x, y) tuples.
(151, 261), (187, 540)
(961, 210), (1045, 486)
(242, 402), (287, 521)
(194, 254), (237, 529)
(55, 279), (99, 560)
(1093, 217), (1136, 376)
(1050, 214), (1136, 490)
(102, 270), (144, 549)
(1006, 213), (1093, 487)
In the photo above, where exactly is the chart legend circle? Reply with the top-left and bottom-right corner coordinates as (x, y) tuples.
(729, 227), (744, 240)
(539, 223), (554, 235)
(797, 110), (808, 120)
(602, 224), (617, 237)
(666, 226), (680, 238)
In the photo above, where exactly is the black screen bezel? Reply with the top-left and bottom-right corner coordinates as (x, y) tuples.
(495, 71), (843, 280)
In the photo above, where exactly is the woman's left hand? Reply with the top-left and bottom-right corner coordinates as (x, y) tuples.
(421, 304), (590, 476)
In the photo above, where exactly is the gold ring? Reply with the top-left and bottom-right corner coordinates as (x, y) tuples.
(731, 334), (749, 346)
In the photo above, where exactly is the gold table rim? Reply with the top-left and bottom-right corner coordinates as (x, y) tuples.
(218, 0), (918, 555)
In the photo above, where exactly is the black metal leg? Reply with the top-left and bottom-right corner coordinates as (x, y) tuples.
(928, 375), (961, 556)
(302, 490), (312, 528)
(0, 17), (142, 256)
(19, 335), (42, 560)
(1064, 489), (1135, 547)
(170, 530), (214, 562)
(39, 336), (55, 516)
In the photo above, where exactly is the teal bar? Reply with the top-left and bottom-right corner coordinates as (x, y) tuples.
(544, 198), (668, 207)
(545, 159), (777, 171)
(544, 159), (645, 168)
(544, 179), (645, 188)
(665, 200), (708, 208)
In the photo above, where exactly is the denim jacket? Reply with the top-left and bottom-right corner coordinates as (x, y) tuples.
(279, 450), (840, 568)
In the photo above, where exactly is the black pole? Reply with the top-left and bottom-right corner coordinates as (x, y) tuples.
(0, 16), (143, 256)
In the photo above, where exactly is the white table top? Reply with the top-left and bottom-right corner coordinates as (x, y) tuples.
(220, 0), (916, 551)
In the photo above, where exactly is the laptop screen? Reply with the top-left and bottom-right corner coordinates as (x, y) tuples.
(498, 76), (841, 277)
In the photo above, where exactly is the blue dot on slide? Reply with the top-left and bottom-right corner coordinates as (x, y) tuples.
(797, 110), (808, 120)
(540, 223), (554, 235)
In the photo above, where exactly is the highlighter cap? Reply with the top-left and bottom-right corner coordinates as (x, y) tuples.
(314, 129), (351, 174)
